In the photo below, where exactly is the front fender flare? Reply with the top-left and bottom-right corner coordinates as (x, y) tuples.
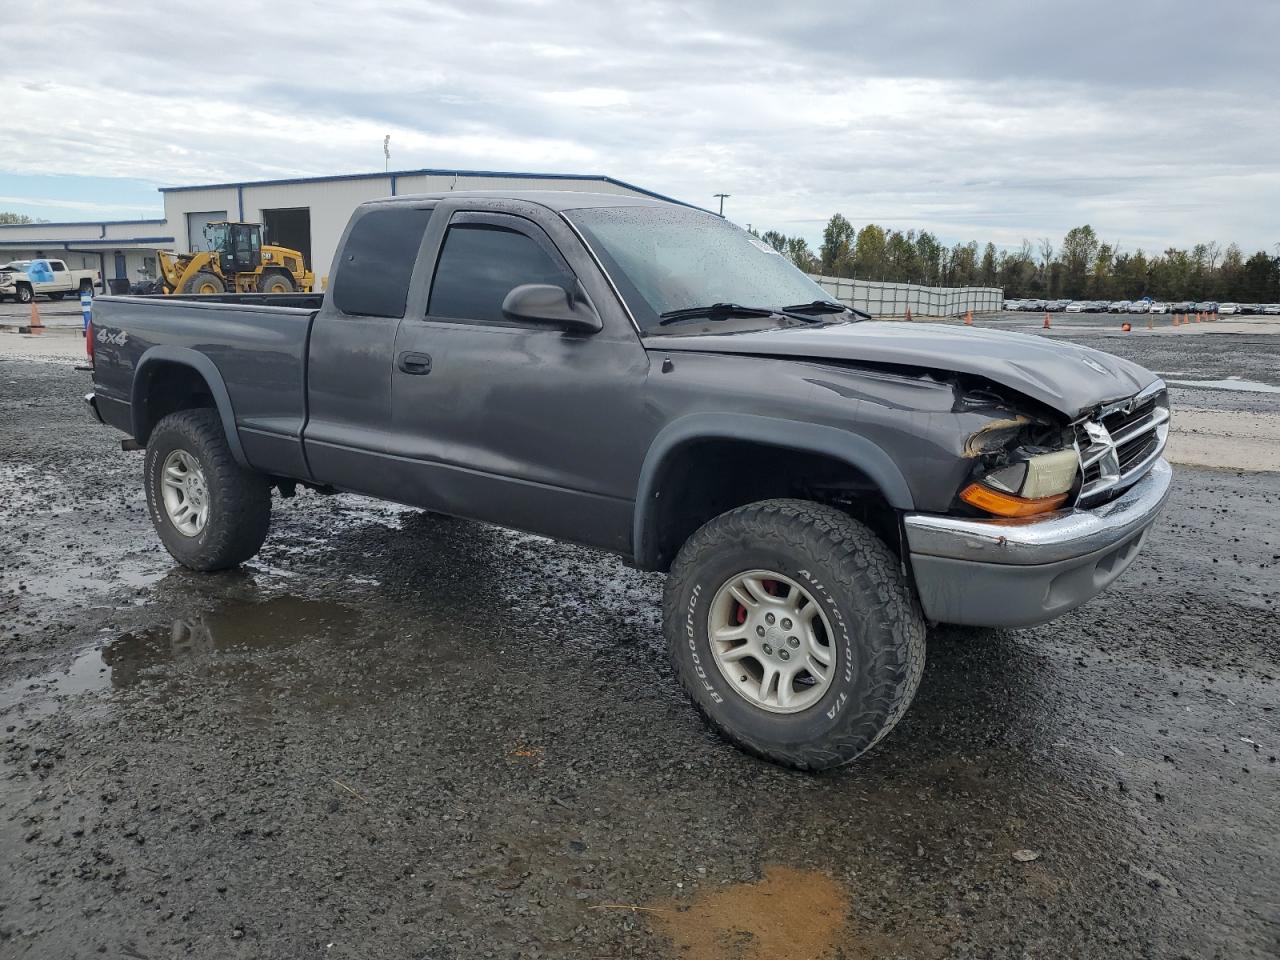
(131, 345), (248, 467)
(631, 412), (915, 569)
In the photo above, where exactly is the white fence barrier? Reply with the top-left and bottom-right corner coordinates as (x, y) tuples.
(809, 275), (1003, 317)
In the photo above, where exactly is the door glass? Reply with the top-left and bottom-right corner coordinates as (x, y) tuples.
(428, 224), (569, 324)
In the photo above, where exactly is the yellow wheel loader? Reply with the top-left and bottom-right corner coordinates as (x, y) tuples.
(157, 221), (315, 295)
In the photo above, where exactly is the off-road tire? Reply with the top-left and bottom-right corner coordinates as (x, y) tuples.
(16, 284), (32, 304)
(144, 409), (271, 571)
(256, 269), (295, 294)
(182, 271), (225, 295)
(664, 498), (926, 771)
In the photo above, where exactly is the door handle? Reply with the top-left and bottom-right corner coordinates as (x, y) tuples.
(397, 351), (432, 375)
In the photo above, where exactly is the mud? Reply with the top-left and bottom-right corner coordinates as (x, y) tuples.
(1, 348), (1278, 959)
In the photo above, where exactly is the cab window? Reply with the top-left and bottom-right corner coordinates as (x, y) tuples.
(332, 207), (434, 318)
(428, 223), (571, 324)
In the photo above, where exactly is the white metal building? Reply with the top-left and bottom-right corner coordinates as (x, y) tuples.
(0, 168), (683, 291)
(0, 219), (174, 289)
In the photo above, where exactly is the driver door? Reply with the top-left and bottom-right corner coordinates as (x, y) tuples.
(388, 208), (650, 554)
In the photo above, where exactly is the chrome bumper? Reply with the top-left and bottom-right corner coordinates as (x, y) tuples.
(904, 459), (1172, 626)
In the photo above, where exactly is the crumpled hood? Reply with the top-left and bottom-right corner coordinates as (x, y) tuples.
(644, 321), (1158, 419)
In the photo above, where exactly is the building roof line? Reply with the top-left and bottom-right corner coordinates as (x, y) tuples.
(0, 218), (167, 230)
(158, 168), (689, 206)
(0, 237), (175, 247)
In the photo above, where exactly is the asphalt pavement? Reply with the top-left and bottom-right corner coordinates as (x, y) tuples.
(0, 328), (1277, 959)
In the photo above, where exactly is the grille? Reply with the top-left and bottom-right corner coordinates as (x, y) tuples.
(1076, 384), (1169, 504)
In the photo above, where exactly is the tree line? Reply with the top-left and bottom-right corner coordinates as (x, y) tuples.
(753, 216), (1280, 302)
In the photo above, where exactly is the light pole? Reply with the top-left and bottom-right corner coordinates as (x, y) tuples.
(384, 134), (391, 172)
(714, 193), (730, 217)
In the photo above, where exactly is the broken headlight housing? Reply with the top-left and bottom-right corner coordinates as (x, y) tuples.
(960, 448), (1079, 518)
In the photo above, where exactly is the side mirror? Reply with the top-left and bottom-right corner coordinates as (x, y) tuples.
(501, 282), (602, 333)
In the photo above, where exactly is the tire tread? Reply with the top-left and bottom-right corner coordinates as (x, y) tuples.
(145, 409), (270, 570)
(664, 498), (925, 771)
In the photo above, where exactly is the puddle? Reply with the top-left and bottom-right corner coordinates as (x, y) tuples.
(17, 561), (166, 602)
(0, 595), (357, 729)
(648, 865), (849, 960)
(1163, 376), (1280, 394)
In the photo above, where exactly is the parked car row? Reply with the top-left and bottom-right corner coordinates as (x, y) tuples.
(1003, 298), (1280, 315)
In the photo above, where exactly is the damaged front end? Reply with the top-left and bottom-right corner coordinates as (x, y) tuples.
(953, 382), (1082, 519)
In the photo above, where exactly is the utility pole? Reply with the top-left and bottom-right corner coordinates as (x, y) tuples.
(384, 135), (391, 172)
(714, 193), (730, 217)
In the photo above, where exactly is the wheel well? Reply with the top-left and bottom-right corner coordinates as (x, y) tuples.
(641, 438), (900, 571)
(134, 361), (217, 444)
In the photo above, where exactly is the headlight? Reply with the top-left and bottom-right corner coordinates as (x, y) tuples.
(960, 448), (1078, 518)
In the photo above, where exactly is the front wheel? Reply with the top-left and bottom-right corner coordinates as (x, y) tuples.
(144, 409), (271, 570)
(256, 270), (295, 294)
(16, 284), (32, 304)
(182, 271), (226, 295)
(664, 499), (925, 771)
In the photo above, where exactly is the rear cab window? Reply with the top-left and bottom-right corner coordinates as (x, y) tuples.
(332, 206), (434, 318)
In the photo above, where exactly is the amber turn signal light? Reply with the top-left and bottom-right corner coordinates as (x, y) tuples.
(959, 483), (1069, 518)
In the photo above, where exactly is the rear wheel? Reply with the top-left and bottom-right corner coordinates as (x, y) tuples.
(664, 499), (926, 771)
(78, 279), (94, 297)
(144, 409), (271, 571)
(182, 271), (225, 295)
(256, 270), (295, 294)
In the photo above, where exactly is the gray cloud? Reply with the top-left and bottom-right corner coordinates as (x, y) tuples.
(3, 0), (1276, 252)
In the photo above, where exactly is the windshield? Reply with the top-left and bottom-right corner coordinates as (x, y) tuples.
(2, 260), (31, 271)
(567, 204), (834, 333)
(205, 223), (229, 251)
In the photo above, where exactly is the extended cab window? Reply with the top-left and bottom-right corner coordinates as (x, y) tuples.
(49, 260), (67, 272)
(332, 207), (433, 318)
(428, 223), (570, 324)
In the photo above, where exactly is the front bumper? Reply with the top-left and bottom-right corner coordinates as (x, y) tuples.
(904, 458), (1173, 627)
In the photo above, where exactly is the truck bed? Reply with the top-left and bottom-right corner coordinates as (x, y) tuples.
(90, 293), (321, 480)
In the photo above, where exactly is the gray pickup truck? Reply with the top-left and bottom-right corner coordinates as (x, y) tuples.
(85, 191), (1172, 770)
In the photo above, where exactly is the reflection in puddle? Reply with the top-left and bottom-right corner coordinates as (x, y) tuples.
(0, 595), (356, 729)
(649, 865), (849, 960)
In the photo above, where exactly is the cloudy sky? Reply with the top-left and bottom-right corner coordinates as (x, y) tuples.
(4, 0), (1277, 253)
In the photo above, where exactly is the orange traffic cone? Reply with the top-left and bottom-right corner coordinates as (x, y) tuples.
(1195, 312), (1202, 323)
(1043, 312), (1051, 329)
(964, 310), (973, 326)
(19, 298), (43, 335)
(904, 306), (912, 322)
(1147, 315), (1153, 330)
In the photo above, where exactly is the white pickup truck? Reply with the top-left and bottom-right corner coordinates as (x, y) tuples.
(0, 258), (100, 303)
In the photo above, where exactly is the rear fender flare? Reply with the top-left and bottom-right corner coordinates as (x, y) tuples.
(631, 412), (915, 569)
(131, 345), (248, 467)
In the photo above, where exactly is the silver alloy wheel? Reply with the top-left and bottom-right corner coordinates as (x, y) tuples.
(707, 569), (837, 714)
(160, 448), (210, 537)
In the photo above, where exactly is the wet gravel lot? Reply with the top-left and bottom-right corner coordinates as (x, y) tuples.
(1, 334), (1278, 959)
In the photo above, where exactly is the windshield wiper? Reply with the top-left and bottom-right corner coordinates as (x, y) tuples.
(782, 300), (871, 321)
(657, 302), (777, 326)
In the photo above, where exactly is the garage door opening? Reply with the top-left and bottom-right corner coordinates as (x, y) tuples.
(186, 210), (228, 253)
(262, 208), (312, 269)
